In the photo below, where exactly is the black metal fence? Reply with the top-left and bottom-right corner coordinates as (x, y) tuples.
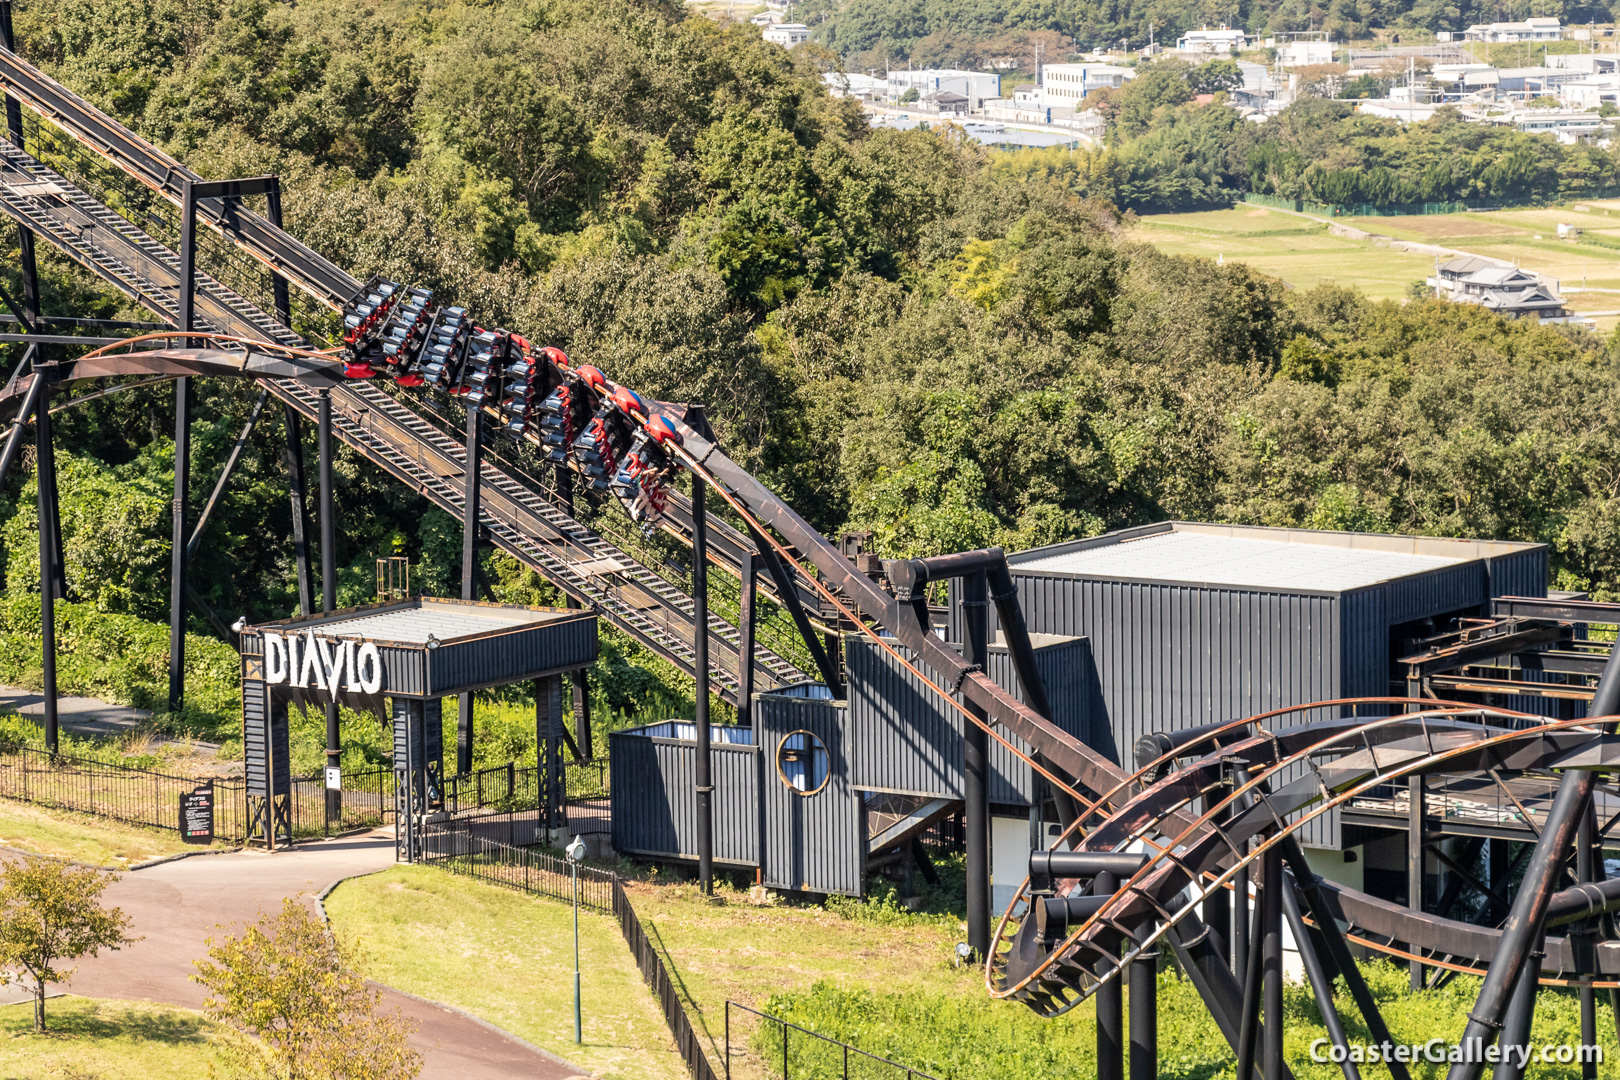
(614, 877), (721, 1080)
(422, 829), (616, 911)
(0, 745), (396, 843)
(0, 744), (249, 838)
(725, 1001), (942, 1080)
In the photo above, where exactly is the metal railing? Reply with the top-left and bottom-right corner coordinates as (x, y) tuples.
(422, 829), (616, 911)
(0, 744), (249, 838)
(0, 745), (395, 842)
(615, 877), (721, 1080)
(725, 1001), (943, 1080)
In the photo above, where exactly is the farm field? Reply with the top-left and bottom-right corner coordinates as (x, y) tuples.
(1131, 204), (1620, 330)
(1129, 207), (1436, 300)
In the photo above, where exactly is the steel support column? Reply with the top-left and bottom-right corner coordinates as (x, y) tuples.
(1492, 937), (1544, 1080)
(1095, 869), (1123, 1080)
(693, 475), (713, 895)
(1234, 876), (1264, 1080)
(319, 390), (338, 822)
(1233, 766), (1252, 978)
(166, 179), (197, 714)
(1410, 773), (1427, 989)
(457, 404), (482, 776)
(1282, 873), (1361, 1080)
(736, 549), (757, 729)
(1128, 915), (1158, 1080)
(1262, 845), (1283, 1080)
(963, 568), (991, 961)
(282, 405), (314, 617)
(34, 366), (57, 753)
(554, 466), (589, 765)
(1577, 804), (1598, 1080)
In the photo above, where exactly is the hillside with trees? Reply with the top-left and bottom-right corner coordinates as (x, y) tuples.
(4, 0), (1620, 734)
(801, 0), (1612, 66)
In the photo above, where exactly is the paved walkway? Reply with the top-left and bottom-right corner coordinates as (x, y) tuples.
(0, 684), (221, 756)
(64, 831), (584, 1079)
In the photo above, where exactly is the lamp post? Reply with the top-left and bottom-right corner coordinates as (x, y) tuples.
(566, 834), (585, 1045)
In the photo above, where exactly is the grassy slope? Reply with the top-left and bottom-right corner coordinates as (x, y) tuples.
(0, 997), (221, 1078)
(0, 797), (213, 865)
(317, 862), (1619, 1080)
(325, 864), (685, 1080)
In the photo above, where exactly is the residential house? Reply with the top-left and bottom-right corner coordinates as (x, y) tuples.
(1175, 26), (1250, 56)
(1462, 17), (1562, 42)
(762, 23), (810, 47)
(1428, 256), (1570, 320)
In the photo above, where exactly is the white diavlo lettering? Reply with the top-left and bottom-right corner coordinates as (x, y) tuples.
(263, 632), (288, 684)
(262, 631), (383, 697)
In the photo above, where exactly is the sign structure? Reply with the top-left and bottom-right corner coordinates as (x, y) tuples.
(262, 630), (384, 697)
(180, 784), (214, 844)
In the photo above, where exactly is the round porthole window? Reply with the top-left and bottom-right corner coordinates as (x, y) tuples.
(776, 730), (830, 796)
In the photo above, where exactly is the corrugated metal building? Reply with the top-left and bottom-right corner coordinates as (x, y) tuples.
(609, 723), (762, 868)
(952, 522), (1547, 848)
(845, 634), (1104, 803)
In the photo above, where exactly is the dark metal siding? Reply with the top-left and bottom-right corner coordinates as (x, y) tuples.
(996, 577), (1344, 757)
(608, 725), (758, 866)
(756, 694), (864, 896)
(1486, 548), (1549, 602)
(845, 637), (1099, 803)
(242, 677), (289, 798)
(426, 616), (598, 696)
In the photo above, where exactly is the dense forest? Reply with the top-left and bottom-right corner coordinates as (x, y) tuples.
(3, 0), (1620, 736)
(802, 0), (1608, 67)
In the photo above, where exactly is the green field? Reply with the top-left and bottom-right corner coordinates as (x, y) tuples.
(1132, 204), (1620, 329)
(327, 865), (688, 1080)
(1129, 207), (1437, 300)
(0, 997), (222, 1077)
(0, 797), (213, 865)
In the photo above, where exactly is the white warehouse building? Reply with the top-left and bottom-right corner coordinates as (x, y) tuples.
(887, 68), (1002, 107)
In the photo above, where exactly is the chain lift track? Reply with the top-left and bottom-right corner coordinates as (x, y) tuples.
(0, 50), (811, 701)
(8, 38), (1620, 1078)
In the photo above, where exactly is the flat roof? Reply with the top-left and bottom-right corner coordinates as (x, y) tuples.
(254, 597), (573, 646)
(1009, 522), (1542, 592)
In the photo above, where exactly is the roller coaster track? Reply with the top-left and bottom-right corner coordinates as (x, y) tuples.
(987, 701), (1620, 1014)
(0, 54), (810, 699)
(5, 41), (1618, 1059)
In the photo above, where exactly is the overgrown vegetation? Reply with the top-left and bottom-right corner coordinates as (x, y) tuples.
(759, 961), (1607, 1080)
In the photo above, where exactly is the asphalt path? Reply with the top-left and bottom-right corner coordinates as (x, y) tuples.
(62, 831), (585, 1079)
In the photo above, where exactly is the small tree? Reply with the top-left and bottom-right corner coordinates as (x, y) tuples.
(0, 855), (134, 1031)
(193, 899), (421, 1080)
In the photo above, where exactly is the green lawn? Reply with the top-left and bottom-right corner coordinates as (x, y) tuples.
(0, 996), (222, 1078)
(322, 863), (1619, 1080)
(325, 864), (686, 1080)
(1130, 207), (1436, 299)
(0, 797), (219, 865)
